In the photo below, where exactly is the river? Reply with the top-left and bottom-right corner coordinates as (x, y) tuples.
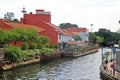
(0, 48), (111, 80)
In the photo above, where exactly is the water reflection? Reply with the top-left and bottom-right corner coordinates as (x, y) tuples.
(0, 48), (108, 80)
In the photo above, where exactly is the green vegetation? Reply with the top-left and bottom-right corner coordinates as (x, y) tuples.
(29, 42), (36, 49)
(37, 43), (42, 49)
(102, 51), (111, 63)
(53, 44), (59, 48)
(21, 42), (29, 50)
(0, 28), (57, 63)
(58, 23), (78, 29)
(89, 28), (120, 46)
(73, 35), (82, 41)
(42, 48), (54, 56)
(5, 46), (22, 63)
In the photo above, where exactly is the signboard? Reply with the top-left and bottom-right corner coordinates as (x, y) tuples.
(0, 48), (5, 59)
(114, 44), (119, 48)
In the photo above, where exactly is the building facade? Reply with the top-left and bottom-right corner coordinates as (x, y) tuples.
(58, 30), (72, 43)
(21, 9), (58, 44)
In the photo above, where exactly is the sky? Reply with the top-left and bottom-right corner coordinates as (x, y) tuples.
(0, 0), (120, 32)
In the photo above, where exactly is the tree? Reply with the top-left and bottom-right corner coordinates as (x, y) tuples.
(95, 28), (112, 46)
(96, 36), (104, 44)
(58, 23), (78, 29)
(94, 28), (120, 46)
(4, 12), (14, 21)
(13, 18), (19, 23)
(89, 32), (96, 43)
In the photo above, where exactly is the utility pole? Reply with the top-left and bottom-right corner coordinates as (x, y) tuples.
(112, 46), (116, 75)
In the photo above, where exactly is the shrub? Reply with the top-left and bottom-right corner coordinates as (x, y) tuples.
(45, 43), (50, 48)
(42, 48), (54, 56)
(37, 43), (42, 49)
(50, 44), (54, 48)
(5, 46), (22, 63)
(29, 42), (36, 49)
(54, 44), (59, 48)
(33, 49), (42, 55)
(21, 42), (29, 50)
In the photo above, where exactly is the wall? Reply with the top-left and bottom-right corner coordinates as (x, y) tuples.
(40, 30), (58, 44)
(58, 34), (72, 43)
(78, 32), (89, 42)
(21, 12), (51, 25)
(20, 10), (58, 44)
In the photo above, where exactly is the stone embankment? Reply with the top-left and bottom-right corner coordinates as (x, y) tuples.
(0, 53), (60, 71)
(61, 48), (98, 58)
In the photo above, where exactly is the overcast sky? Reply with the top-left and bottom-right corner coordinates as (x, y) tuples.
(0, 0), (120, 32)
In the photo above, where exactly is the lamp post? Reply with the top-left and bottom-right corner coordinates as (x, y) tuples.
(119, 20), (120, 24)
(89, 24), (94, 46)
(101, 46), (104, 64)
(90, 24), (94, 33)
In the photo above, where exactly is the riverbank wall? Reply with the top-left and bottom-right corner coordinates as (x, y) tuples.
(0, 53), (60, 71)
(61, 48), (98, 58)
(0, 46), (98, 71)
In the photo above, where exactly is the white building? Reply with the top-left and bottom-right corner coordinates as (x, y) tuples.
(58, 30), (72, 43)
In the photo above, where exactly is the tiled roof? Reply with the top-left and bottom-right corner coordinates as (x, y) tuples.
(65, 27), (87, 33)
(5, 22), (45, 32)
(41, 20), (59, 31)
(71, 32), (79, 35)
(0, 19), (12, 30)
(58, 30), (71, 35)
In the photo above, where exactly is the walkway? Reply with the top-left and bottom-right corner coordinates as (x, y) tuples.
(101, 61), (120, 79)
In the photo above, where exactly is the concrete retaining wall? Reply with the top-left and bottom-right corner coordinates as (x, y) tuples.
(0, 53), (60, 71)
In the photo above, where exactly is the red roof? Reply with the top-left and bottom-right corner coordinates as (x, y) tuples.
(5, 22), (45, 32)
(0, 19), (12, 30)
(58, 30), (71, 35)
(65, 28), (87, 33)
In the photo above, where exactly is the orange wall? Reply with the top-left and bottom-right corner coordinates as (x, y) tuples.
(23, 14), (51, 25)
(20, 11), (58, 44)
(40, 30), (58, 44)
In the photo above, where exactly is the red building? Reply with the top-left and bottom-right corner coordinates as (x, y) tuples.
(21, 9), (58, 44)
